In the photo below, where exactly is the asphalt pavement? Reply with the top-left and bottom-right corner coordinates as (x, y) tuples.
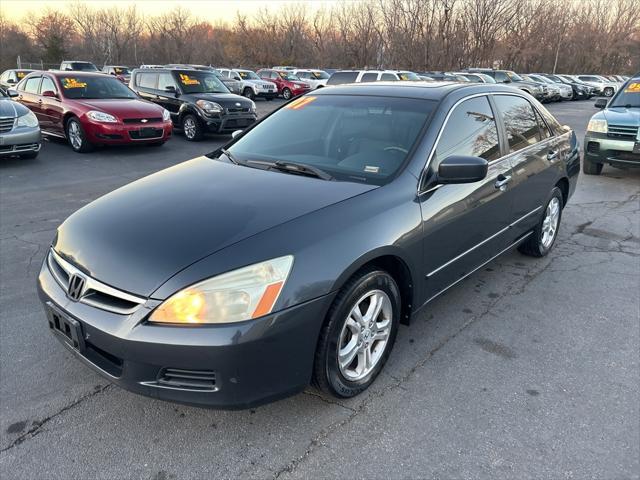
(1, 97), (638, 480)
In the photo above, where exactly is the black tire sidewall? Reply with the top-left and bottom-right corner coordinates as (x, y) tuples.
(320, 270), (401, 398)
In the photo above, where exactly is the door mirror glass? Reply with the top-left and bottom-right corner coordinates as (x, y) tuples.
(594, 98), (607, 109)
(7, 89), (18, 97)
(438, 156), (488, 184)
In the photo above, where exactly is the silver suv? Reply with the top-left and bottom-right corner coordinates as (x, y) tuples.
(217, 69), (277, 100)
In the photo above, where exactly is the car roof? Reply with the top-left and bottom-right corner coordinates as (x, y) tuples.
(45, 71), (109, 77)
(314, 81), (517, 100)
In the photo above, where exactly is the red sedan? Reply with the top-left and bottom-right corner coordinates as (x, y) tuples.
(12, 71), (172, 152)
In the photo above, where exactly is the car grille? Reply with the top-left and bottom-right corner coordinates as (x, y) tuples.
(47, 248), (146, 315)
(0, 116), (15, 133)
(123, 117), (163, 124)
(607, 124), (638, 140)
(157, 368), (217, 391)
(0, 143), (40, 154)
(226, 107), (250, 114)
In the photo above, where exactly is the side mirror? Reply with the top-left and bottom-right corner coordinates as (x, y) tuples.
(165, 85), (176, 93)
(594, 98), (607, 109)
(6, 78), (16, 84)
(42, 90), (57, 98)
(7, 88), (18, 98)
(437, 155), (488, 184)
(234, 76), (242, 81)
(231, 130), (242, 139)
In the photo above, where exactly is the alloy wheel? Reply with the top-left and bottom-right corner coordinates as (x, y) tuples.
(541, 197), (560, 249)
(68, 121), (82, 150)
(183, 117), (197, 139)
(337, 290), (392, 381)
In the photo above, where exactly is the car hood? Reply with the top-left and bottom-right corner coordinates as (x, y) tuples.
(74, 99), (162, 118)
(601, 107), (640, 127)
(184, 93), (254, 109)
(53, 157), (375, 296)
(245, 79), (276, 87)
(0, 98), (29, 117)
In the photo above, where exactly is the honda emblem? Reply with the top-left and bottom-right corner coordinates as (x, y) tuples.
(67, 274), (86, 301)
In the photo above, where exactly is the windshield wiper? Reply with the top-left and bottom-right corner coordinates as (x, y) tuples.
(220, 148), (242, 165)
(247, 159), (334, 180)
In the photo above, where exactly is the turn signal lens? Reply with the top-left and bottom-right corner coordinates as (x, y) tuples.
(149, 256), (294, 325)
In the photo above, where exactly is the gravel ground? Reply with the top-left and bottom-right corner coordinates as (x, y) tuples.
(0, 97), (638, 480)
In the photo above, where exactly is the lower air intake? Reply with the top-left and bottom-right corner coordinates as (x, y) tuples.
(157, 368), (217, 391)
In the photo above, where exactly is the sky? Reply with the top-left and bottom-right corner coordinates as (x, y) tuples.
(1, 0), (347, 22)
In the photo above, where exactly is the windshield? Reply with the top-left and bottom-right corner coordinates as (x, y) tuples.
(59, 75), (137, 99)
(238, 71), (260, 80)
(226, 95), (435, 185)
(609, 81), (640, 108)
(398, 71), (420, 81)
(506, 71), (524, 82)
(175, 71), (228, 94)
(114, 67), (130, 75)
(278, 72), (300, 81)
(72, 63), (98, 72)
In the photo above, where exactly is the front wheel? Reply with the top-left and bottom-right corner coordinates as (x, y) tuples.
(313, 267), (400, 398)
(182, 114), (203, 141)
(242, 87), (255, 100)
(518, 187), (563, 257)
(282, 88), (292, 100)
(66, 117), (94, 153)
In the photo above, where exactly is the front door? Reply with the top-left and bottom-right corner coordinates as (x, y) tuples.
(38, 76), (64, 135)
(419, 95), (515, 300)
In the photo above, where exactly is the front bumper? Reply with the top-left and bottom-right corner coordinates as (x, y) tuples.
(584, 132), (640, 167)
(0, 126), (41, 156)
(202, 112), (258, 133)
(84, 120), (173, 144)
(37, 258), (332, 408)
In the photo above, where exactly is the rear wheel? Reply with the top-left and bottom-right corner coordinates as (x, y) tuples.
(66, 117), (94, 153)
(313, 267), (400, 398)
(242, 87), (255, 100)
(282, 88), (292, 100)
(518, 187), (563, 257)
(182, 114), (203, 141)
(583, 159), (603, 175)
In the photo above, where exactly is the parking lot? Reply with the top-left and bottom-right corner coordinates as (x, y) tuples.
(0, 98), (638, 479)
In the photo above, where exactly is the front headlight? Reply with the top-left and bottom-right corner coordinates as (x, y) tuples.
(249, 100), (256, 113)
(587, 118), (607, 133)
(16, 110), (38, 128)
(86, 110), (118, 123)
(149, 256), (294, 325)
(196, 100), (223, 114)
(162, 108), (171, 121)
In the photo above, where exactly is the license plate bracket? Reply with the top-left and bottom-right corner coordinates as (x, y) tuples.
(46, 303), (85, 352)
(138, 127), (159, 138)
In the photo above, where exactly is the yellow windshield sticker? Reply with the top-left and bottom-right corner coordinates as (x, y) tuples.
(114, 68), (125, 74)
(179, 74), (200, 86)
(16, 71), (26, 78)
(624, 82), (640, 93)
(62, 78), (87, 89)
(285, 96), (317, 110)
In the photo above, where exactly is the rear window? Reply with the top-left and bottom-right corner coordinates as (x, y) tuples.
(137, 72), (157, 89)
(360, 73), (378, 82)
(327, 72), (359, 85)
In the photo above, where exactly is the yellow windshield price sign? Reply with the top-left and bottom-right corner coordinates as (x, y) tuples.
(624, 82), (640, 93)
(62, 78), (87, 89)
(285, 96), (317, 110)
(16, 72), (26, 78)
(179, 74), (200, 86)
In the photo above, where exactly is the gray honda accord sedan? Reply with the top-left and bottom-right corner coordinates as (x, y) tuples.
(38, 82), (580, 408)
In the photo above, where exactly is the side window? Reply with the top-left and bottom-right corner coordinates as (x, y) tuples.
(494, 71), (508, 83)
(40, 76), (57, 94)
(327, 72), (358, 85)
(23, 76), (42, 93)
(493, 95), (541, 152)
(137, 72), (157, 89)
(534, 109), (552, 139)
(360, 72), (378, 82)
(158, 73), (177, 91)
(0, 71), (7, 82)
(380, 73), (397, 81)
(433, 96), (501, 168)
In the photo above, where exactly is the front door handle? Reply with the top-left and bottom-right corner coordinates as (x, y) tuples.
(547, 150), (559, 161)
(495, 174), (512, 190)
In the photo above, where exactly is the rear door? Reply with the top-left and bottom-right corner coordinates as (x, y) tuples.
(419, 95), (515, 299)
(492, 94), (566, 240)
(156, 72), (182, 120)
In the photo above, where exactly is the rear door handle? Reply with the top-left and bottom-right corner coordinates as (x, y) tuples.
(495, 174), (512, 190)
(547, 150), (559, 161)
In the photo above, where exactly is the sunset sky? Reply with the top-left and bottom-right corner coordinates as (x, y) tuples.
(1, 0), (347, 22)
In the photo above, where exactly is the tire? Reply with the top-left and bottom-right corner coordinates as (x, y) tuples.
(282, 88), (292, 100)
(242, 87), (255, 100)
(604, 87), (614, 97)
(313, 267), (401, 398)
(19, 150), (39, 159)
(518, 187), (563, 258)
(181, 114), (203, 141)
(66, 117), (94, 153)
(583, 159), (603, 175)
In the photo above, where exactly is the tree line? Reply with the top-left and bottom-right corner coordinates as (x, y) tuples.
(1, 0), (638, 74)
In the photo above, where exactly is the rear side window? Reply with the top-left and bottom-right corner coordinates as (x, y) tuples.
(433, 96), (501, 167)
(494, 71), (508, 83)
(137, 72), (157, 89)
(360, 73), (378, 82)
(327, 72), (358, 85)
(23, 76), (41, 93)
(493, 95), (541, 152)
(380, 73), (397, 81)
